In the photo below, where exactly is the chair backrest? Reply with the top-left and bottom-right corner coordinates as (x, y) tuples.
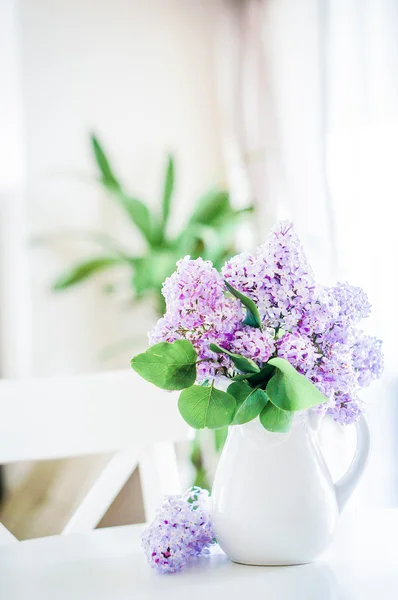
(0, 369), (188, 463)
(0, 369), (190, 543)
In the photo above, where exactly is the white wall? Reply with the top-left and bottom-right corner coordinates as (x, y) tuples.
(0, 0), (31, 379)
(17, 0), (224, 376)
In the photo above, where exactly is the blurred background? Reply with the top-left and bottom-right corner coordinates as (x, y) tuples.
(0, 0), (397, 539)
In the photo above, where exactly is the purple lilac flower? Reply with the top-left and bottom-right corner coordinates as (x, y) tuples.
(352, 330), (384, 387)
(230, 326), (275, 364)
(308, 344), (358, 399)
(324, 394), (362, 425)
(141, 487), (215, 574)
(276, 333), (321, 375)
(149, 222), (384, 425)
(294, 288), (339, 338)
(149, 256), (243, 381)
(329, 282), (371, 325)
(222, 221), (317, 330)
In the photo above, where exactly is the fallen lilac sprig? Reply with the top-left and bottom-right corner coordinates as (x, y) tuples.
(142, 487), (216, 573)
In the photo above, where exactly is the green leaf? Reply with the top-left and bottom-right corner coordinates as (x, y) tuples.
(178, 384), (236, 429)
(189, 189), (254, 228)
(228, 382), (268, 425)
(190, 430), (211, 490)
(266, 357), (328, 412)
(192, 467), (210, 491)
(131, 251), (177, 298)
(259, 402), (293, 433)
(113, 192), (158, 246)
(31, 229), (132, 260)
(52, 257), (121, 290)
(91, 134), (121, 190)
(214, 427), (229, 452)
(239, 363), (276, 387)
(91, 135), (162, 247)
(224, 280), (262, 330)
(130, 340), (197, 390)
(161, 154), (174, 230)
(175, 223), (219, 256)
(149, 250), (177, 288)
(230, 373), (255, 381)
(189, 189), (230, 226)
(130, 257), (153, 297)
(209, 343), (260, 374)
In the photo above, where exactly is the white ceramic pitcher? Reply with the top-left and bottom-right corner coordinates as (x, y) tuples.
(211, 411), (370, 565)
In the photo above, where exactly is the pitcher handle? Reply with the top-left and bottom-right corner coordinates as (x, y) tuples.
(334, 415), (371, 512)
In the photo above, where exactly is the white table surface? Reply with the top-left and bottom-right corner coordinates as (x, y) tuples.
(0, 509), (397, 599)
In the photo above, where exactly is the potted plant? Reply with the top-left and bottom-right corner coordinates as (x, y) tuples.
(51, 135), (252, 316)
(44, 134), (253, 487)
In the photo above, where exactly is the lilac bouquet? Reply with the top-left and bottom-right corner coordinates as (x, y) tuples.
(131, 222), (383, 432)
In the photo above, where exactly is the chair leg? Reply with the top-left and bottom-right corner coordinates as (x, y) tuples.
(62, 449), (139, 535)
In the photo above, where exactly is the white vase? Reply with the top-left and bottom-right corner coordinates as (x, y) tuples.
(210, 411), (370, 565)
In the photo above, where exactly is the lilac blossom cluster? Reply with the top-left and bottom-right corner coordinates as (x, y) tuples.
(149, 222), (383, 424)
(149, 256), (244, 380)
(142, 487), (215, 573)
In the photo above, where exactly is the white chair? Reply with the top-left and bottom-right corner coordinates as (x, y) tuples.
(0, 369), (189, 545)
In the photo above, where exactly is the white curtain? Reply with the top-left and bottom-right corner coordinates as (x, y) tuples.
(325, 0), (398, 506)
(216, 0), (337, 279)
(217, 0), (398, 506)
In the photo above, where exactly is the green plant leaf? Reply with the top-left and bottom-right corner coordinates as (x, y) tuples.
(175, 223), (219, 255)
(113, 192), (158, 246)
(189, 188), (254, 228)
(224, 280), (262, 330)
(131, 250), (177, 298)
(130, 340), (197, 390)
(240, 363), (276, 387)
(130, 257), (153, 297)
(209, 343), (260, 374)
(259, 402), (293, 433)
(31, 229), (132, 260)
(230, 205), (254, 219)
(230, 373), (254, 381)
(52, 257), (121, 290)
(190, 430), (210, 489)
(91, 135), (162, 247)
(189, 189), (230, 226)
(228, 382), (268, 425)
(178, 384), (236, 429)
(266, 357), (328, 412)
(91, 134), (121, 190)
(149, 250), (177, 288)
(161, 154), (174, 230)
(214, 427), (229, 452)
